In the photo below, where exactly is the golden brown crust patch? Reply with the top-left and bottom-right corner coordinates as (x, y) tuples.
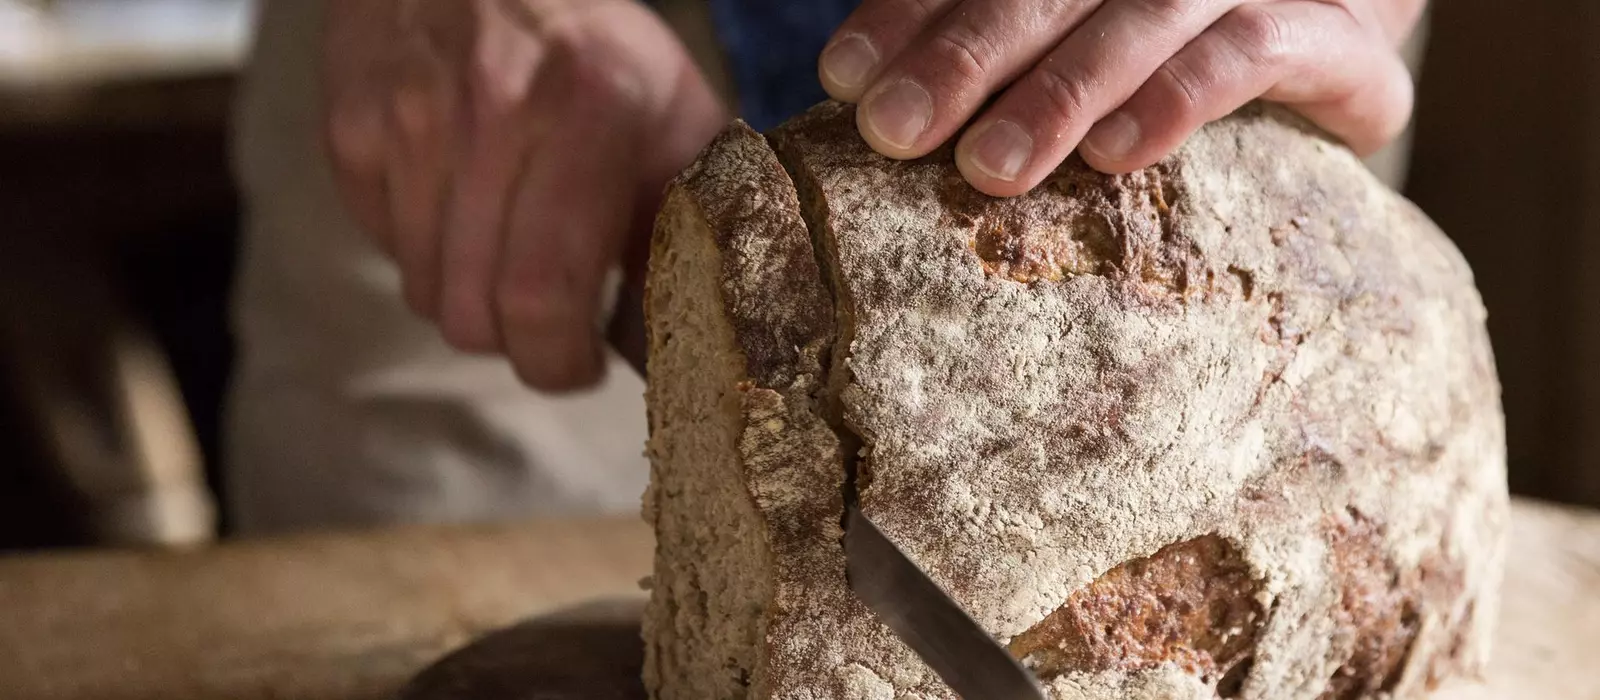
(1322, 509), (1468, 699)
(1009, 535), (1264, 685)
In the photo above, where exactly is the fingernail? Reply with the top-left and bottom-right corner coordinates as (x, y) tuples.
(967, 120), (1033, 181)
(821, 34), (879, 91)
(862, 79), (933, 151)
(1083, 112), (1141, 161)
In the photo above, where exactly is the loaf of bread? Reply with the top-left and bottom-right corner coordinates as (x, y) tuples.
(641, 101), (1507, 700)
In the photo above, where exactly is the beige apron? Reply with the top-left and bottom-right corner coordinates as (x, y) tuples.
(228, 0), (653, 533)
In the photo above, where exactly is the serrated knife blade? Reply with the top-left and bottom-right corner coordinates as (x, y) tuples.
(844, 505), (1048, 700)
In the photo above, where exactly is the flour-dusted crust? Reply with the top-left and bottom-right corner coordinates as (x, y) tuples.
(647, 103), (1508, 700)
(644, 120), (919, 700)
(662, 120), (835, 388)
(770, 101), (1506, 699)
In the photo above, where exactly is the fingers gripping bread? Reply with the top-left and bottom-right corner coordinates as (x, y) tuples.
(643, 104), (1507, 700)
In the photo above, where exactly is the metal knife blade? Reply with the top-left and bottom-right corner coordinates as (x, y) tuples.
(844, 505), (1048, 700)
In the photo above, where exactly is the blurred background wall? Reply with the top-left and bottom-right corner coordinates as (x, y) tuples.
(1406, 0), (1600, 506)
(0, 0), (1594, 550)
(0, 0), (247, 548)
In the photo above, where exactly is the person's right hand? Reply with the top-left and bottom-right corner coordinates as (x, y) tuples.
(322, 0), (726, 390)
(818, 0), (1424, 197)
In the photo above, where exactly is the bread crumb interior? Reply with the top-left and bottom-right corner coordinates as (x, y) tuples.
(643, 198), (775, 700)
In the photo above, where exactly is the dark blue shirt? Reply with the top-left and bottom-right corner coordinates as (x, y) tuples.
(701, 0), (862, 131)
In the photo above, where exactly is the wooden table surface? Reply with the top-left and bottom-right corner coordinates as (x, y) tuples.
(1, 499), (1596, 700)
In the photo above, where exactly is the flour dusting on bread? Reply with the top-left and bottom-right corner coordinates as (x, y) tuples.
(644, 102), (1507, 700)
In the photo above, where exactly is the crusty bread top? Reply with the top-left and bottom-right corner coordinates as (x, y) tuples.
(769, 101), (1506, 698)
(666, 120), (835, 391)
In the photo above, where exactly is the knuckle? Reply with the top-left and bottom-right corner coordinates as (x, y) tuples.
(578, 61), (648, 109)
(538, 19), (589, 61)
(466, 15), (557, 111)
(845, 0), (944, 44)
(549, 37), (649, 111)
(1128, 0), (1207, 27)
(881, 0), (946, 23)
(325, 99), (382, 165)
(1220, 4), (1291, 68)
(1029, 64), (1096, 122)
(1150, 58), (1208, 121)
(391, 83), (438, 141)
(543, 17), (652, 103)
(925, 27), (1000, 88)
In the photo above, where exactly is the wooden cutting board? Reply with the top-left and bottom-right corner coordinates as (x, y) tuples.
(396, 539), (1594, 700)
(406, 500), (1600, 700)
(1, 499), (1597, 700)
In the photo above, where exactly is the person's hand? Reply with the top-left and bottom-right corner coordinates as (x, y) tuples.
(818, 0), (1426, 196)
(323, 0), (725, 389)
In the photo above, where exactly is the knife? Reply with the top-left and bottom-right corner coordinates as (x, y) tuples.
(844, 505), (1049, 700)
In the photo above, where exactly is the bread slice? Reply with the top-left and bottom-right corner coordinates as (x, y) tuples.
(641, 121), (911, 700)
(643, 103), (1507, 700)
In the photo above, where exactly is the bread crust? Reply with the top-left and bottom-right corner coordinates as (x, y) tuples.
(767, 101), (1505, 700)
(647, 103), (1507, 700)
(662, 121), (836, 389)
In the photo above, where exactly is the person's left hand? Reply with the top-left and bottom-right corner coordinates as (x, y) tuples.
(817, 0), (1427, 197)
(322, 0), (726, 388)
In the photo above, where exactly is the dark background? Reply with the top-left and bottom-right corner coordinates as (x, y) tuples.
(1, 0), (1595, 549)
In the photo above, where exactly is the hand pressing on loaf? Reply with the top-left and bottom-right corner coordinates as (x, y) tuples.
(818, 0), (1426, 196)
(322, 0), (725, 389)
